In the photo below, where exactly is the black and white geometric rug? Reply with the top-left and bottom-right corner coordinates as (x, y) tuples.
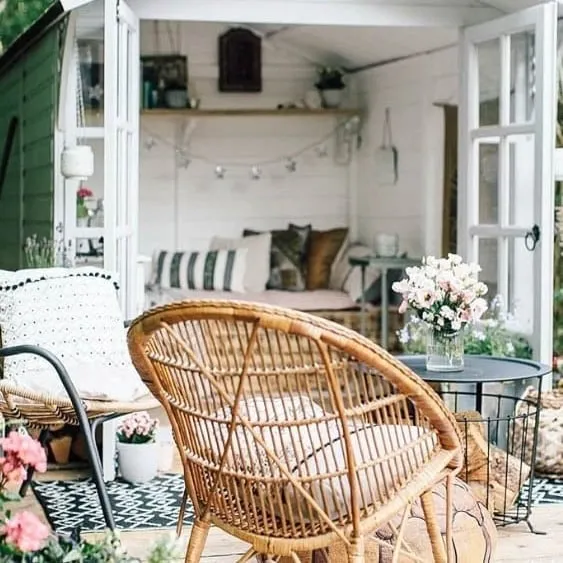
(31, 473), (194, 533)
(519, 477), (563, 506)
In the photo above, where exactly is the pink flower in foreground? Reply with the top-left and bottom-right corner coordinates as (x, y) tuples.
(0, 432), (47, 484)
(2, 511), (50, 552)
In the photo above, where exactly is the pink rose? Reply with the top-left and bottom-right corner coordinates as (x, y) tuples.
(0, 432), (47, 485)
(2, 511), (50, 552)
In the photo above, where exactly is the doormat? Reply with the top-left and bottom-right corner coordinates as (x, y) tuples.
(519, 477), (563, 506)
(31, 473), (194, 533)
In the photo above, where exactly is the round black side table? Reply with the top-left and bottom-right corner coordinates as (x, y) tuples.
(397, 355), (552, 533)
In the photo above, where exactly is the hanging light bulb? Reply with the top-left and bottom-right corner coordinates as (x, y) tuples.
(215, 165), (225, 179)
(315, 144), (329, 158)
(285, 158), (297, 173)
(250, 165), (262, 180)
(144, 137), (156, 150)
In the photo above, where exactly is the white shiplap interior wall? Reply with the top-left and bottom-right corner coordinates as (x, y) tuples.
(87, 22), (357, 256)
(356, 47), (458, 259)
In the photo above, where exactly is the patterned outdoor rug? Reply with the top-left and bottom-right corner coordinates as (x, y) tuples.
(519, 477), (563, 506)
(31, 473), (194, 533)
(32, 474), (563, 534)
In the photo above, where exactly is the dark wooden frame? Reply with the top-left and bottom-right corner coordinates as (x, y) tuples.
(218, 28), (262, 93)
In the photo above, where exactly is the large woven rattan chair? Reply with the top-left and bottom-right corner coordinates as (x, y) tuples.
(128, 300), (463, 563)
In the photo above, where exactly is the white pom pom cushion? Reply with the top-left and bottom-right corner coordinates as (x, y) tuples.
(0, 268), (149, 402)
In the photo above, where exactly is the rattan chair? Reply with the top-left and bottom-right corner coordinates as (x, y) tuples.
(128, 300), (463, 563)
(0, 343), (159, 529)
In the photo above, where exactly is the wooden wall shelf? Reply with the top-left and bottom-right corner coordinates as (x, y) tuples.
(139, 108), (360, 118)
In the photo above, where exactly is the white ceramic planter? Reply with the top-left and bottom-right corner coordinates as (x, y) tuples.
(117, 441), (159, 483)
(555, 148), (563, 181)
(61, 145), (94, 180)
(320, 89), (344, 109)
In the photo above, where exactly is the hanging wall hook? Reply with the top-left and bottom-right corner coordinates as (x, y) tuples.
(525, 224), (540, 251)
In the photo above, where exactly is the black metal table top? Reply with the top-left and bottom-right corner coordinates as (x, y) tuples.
(396, 355), (551, 384)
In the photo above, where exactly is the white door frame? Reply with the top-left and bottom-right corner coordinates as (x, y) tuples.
(104, 0), (140, 319)
(102, 0), (140, 481)
(458, 2), (558, 368)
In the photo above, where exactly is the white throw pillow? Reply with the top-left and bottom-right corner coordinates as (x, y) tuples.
(330, 243), (380, 302)
(152, 248), (247, 292)
(210, 233), (271, 292)
(0, 268), (149, 402)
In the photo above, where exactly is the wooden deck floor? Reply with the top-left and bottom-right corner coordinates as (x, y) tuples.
(19, 464), (563, 562)
(14, 406), (562, 561)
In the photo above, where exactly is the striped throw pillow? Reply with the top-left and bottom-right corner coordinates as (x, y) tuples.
(153, 249), (247, 292)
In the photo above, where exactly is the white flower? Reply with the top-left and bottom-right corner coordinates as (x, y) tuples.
(506, 341), (515, 354)
(451, 319), (462, 331)
(398, 327), (410, 344)
(440, 305), (455, 320)
(470, 298), (488, 321)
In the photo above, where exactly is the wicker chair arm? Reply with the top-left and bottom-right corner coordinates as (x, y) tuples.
(0, 344), (88, 425)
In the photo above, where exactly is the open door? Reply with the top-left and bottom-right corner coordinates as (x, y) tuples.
(104, 0), (140, 319)
(458, 3), (558, 367)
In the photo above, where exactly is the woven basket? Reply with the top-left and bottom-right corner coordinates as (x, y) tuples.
(514, 386), (563, 476)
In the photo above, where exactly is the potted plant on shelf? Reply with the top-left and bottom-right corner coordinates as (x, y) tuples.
(315, 67), (346, 109)
(116, 411), (160, 484)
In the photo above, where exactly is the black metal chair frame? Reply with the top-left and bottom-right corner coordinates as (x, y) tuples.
(0, 344), (116, 530)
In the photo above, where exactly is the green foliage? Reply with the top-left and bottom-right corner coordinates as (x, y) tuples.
(0, 0), (55, 53)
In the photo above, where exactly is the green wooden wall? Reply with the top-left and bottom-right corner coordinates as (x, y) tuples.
(0, 23), (63, 270)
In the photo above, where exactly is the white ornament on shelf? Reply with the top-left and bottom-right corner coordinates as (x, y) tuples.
(61, 145), (94, 180)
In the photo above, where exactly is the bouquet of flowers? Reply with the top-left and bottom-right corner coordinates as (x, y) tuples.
(392, 253), (488, 334)
(398, 295), (532, 359)
(117, 411), (159, 445)
(0, 430), (178, 561)
(76, 187), (94, 219)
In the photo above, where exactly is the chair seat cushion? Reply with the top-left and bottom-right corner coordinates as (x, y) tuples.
(208, 396), (438, 521)
(0, 268), (149, 402)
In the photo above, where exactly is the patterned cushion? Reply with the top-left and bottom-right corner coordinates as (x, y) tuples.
(297, 226), (348, 290)
(153, 249), (247, 292)
(0, 268), (149, 401)
(244, 224), (311, 291)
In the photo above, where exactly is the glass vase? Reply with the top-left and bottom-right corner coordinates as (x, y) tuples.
(426, 328), (464, 372)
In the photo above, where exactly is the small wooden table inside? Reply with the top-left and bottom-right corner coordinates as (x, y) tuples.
(349, 255), (421, 349)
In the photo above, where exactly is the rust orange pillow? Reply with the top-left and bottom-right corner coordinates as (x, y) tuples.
(306, 228), (348, 290)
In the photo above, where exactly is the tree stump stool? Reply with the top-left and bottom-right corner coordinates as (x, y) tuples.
(278, 477), (497, 563)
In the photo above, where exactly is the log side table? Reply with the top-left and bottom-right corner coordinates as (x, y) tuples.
(397, 354), (552, 533)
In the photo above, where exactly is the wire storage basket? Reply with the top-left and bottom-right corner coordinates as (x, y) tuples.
(441, 389), (539, 527)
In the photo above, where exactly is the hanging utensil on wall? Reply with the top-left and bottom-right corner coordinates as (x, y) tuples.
(373, 107), (398, 186)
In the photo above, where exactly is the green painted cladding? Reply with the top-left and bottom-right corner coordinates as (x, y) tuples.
(0, 24), (61, 269)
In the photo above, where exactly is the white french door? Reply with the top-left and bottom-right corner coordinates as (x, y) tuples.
(104, 0), (140, 319)
(458, 2), (558, 365)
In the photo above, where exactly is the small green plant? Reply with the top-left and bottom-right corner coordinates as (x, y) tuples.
(398, 295), (532, 359)
(23, 235), (57, 268)
(315, 67), (345, 90)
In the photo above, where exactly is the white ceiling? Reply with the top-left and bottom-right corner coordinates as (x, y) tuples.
(74, 0), (546, 69)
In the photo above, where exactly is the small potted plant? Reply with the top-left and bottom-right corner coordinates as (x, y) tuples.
(315, 67), (346, 108)
(116, 411), (160, 484)
(76, 186), (94, 220)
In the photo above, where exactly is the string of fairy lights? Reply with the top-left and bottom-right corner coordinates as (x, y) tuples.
(140, 116), (360, 180)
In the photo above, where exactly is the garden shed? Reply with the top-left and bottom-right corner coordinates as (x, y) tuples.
(0, 0), (560, 368)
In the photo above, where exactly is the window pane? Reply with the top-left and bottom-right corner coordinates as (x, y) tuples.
(510, 31), (535, 124)
(478, 140), (499, 224)
(478, 39), (500, 127)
